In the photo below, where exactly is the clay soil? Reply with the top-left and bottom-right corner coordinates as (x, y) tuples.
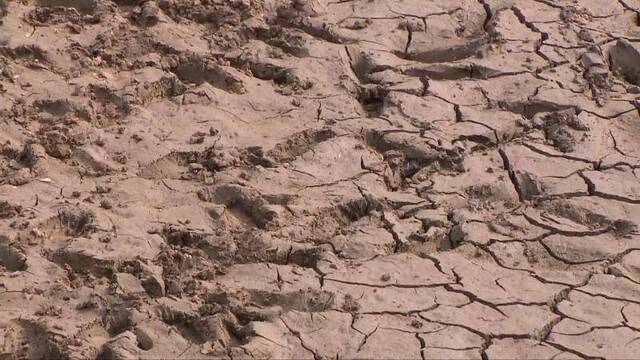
(2, 0), (640, 358)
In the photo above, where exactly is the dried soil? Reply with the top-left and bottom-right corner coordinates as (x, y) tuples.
(2, 0), (640, 358)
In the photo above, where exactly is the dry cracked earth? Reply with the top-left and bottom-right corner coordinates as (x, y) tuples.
(2, 0), (640, 358)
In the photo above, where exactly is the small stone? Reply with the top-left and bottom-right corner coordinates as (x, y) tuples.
(96, 185), (111, 194)
(608, 264), (627, 278)
(140, 1), (160, 27)
(115, 273), (146, 299)
(97, 331), (140, 359)
(142, 274), (165, 298)
(610, 39), (640, 85)
(157, 297), (197, 324)
(166, 279), (183, 296)
(8, 168), (31, 186)
(133, 327), (154, 350)
(189, 134), (205, 144)
(628, 85), (640, 94)
(100, 199), (113, 209)
(208, 205), (226, 220)
(0, 236), (28, 271)
(189, 163), (204, 173)
(8, 160), (21, 170)
(581, 52), (604, 68)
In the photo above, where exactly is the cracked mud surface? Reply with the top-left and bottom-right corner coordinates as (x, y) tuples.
(1, 0), (640, 358)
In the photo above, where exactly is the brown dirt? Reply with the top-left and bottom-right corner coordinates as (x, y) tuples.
(1, 0), (640, 358)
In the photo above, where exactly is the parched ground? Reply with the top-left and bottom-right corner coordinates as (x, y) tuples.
(1, 0), (640, 358)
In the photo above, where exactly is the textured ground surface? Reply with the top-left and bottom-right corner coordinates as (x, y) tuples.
(1, 0), (640, 358)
